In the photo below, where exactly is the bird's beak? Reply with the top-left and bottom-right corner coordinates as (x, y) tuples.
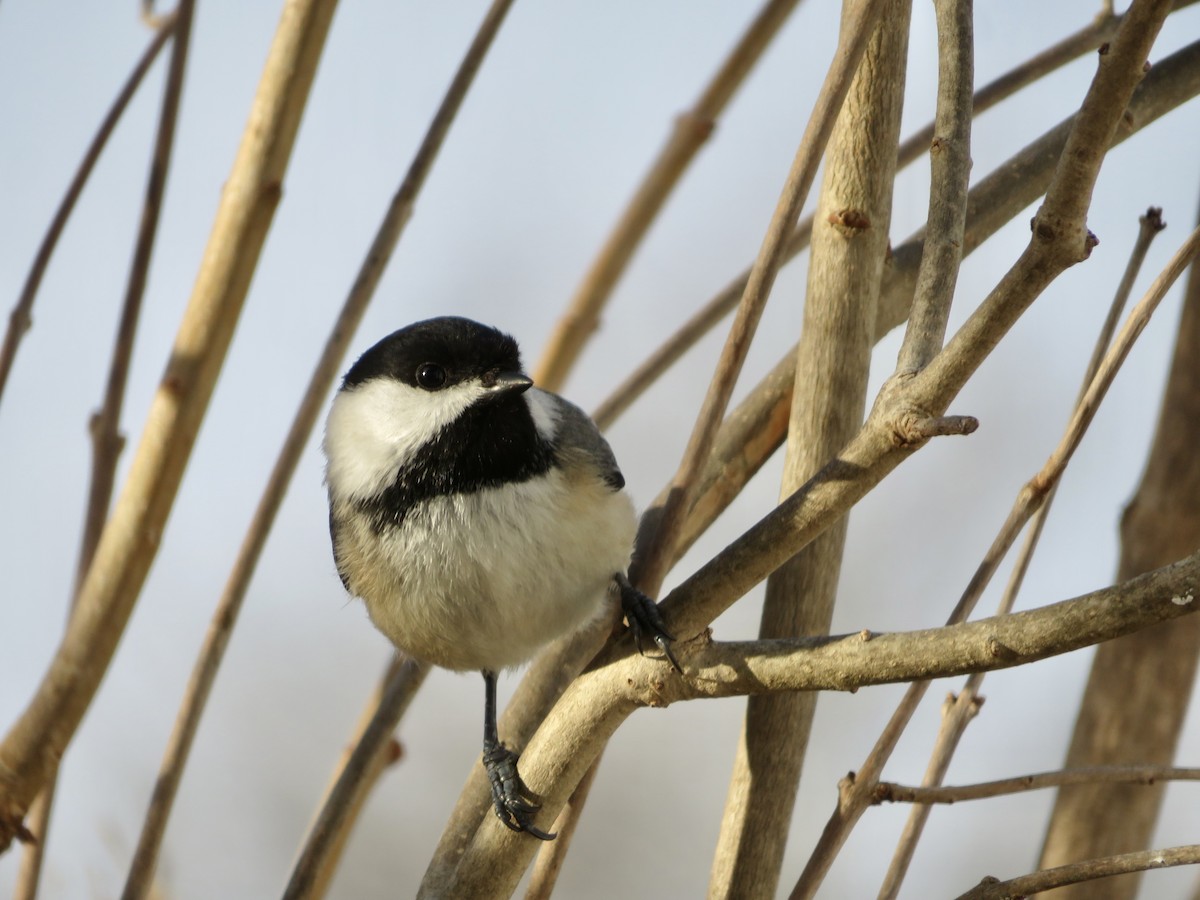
(482, 371), (533, 396)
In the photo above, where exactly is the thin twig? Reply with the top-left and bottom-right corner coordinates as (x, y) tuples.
(282, 658), (429, 900)
(440, 551), (1200, 900)
(876, 205), (1168, 900)
(13, 8), (193, 897)
(710, 1), (912, 892)
(119, 1), (518, 895)
(955, 844), (1200, 900)
(0, 14), (178, 418)
(876, 765), (1200, 805)
(0, 0), (341, 853)
(790, 218), (1200, 899)
(895, 0), (973, 372)
(533, 0), (804, 392)
(524, 2), (891, 887)
(591, 4), (1131, 431)
(420, 29), (1200, 897)
(634, 0), (891, 599)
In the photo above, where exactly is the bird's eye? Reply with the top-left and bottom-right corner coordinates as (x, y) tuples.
(415, 363), (447, 390)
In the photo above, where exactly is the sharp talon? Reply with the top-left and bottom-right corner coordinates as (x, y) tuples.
(615, 572), (681, 672)
(653, 631), (682, 674)
(524, 823), (558, 841)
(482, 740), (556, 840)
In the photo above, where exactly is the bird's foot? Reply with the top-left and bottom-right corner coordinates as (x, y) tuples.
(482, 741), (556, 841)
(615, 573), (681, 672)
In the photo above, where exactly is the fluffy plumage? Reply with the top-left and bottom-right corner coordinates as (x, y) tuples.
(322, 316), (671, 839)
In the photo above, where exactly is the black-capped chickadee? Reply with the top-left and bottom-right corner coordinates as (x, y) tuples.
(323, 316), (676, 839)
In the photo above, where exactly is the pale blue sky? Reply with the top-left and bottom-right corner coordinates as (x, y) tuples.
(2, 2), (1199, 897)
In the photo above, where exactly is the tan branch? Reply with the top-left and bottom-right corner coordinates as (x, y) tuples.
(13, 9), (194, 895)
(876, 206), (1169, 900)
(894, 0), (973, 372)
(442, 551), (1200, 900)
(282, 658), (429, 900)
(117, 0), (519, 894)
(534, 0), (804, 392)
(1039, 197), (1200, 899)
(956, 844), (1200, 900)
(0, 0), (340, 854)
(711, 1), (911, 894)
(0, 14), (177, 415)
(876, 765), (1200, 805)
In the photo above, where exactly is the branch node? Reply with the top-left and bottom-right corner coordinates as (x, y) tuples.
(827, 207), (871, 234)
(1141, 206), (1166, 232)
(892, 410), (979, 445)
(986, 636), (1018, 660)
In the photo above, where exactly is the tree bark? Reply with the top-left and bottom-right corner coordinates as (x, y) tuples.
(707, 2), (910, 896)
(1038, 201), (1200, 897)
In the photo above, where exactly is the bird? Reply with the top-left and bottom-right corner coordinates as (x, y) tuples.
(322, 316), (676, 839)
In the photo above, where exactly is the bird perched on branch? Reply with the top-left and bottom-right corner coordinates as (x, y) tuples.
(323, 316), (676, 838)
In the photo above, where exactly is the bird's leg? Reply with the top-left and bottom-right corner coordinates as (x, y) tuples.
(480, 670), (556, 841)
(615, 572), (681, 672)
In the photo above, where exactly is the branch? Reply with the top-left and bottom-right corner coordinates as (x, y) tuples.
(876, 206), (1169, 900)
(1039, 205), (1200, 895)
(894, 0), (973, 372)
(0, 14), (177, 417)
(15, 4), (196, 897)
(591, 3), (1131, 431)
(956, 844), (1200, 900)
(669, 555), (1200, 698)
(0, 0), (341, 854)
(282, 659), (429, 900)
(711, 0), (911, 892)
(632, 0), (891, 597)
(790, 218), (1200, 898)
(875, 765), (1200, 805)
(534, 0), (803, 392)
(441, 551), (1200, 899)
(664, 1), (1176, 644)
(119, 0), (519, 894)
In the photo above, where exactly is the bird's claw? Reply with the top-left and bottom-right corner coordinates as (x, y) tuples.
(615, 573), (681, 673)
(482, 741), (556, 841)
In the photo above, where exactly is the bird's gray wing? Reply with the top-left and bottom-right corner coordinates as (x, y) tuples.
(551, 396), (625, 491)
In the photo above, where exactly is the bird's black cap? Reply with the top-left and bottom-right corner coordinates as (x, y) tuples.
(342, 317), (525, 391)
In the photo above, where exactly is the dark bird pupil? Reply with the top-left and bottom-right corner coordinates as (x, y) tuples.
(416, 363), (446, 390)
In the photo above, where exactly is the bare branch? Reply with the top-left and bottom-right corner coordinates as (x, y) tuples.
(956, 844), (1200, 900)
(15, 5), (196, 897)
(876, 206), (1169, 900)
(1039, 204), (1200, 895)
(711, 1), (911, 893)
(282, 659), (429, 900)
(670, 555), (1200, 699)
(661, 5), (1178, 644)
(0, 0), (341, 853)
(876, 765), (1200, 805)
(0, 14), (177, 417)
(894, 0), (973, 372)
(440, 551), (1200, 900)
(634, 0), (891, 598)
(591, 4), (1140, 431)
(118, 1), (519, 893)
(789, 218), (1200, 897)
(534, 0), (803, 392)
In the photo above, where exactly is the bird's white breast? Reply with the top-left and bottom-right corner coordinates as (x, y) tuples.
(334, 468), (636, 672)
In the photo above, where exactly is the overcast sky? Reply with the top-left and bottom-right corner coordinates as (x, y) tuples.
(2, 2), (1199, 898)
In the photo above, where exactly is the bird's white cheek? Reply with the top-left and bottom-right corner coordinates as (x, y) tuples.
(323, 378), (485, 500)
